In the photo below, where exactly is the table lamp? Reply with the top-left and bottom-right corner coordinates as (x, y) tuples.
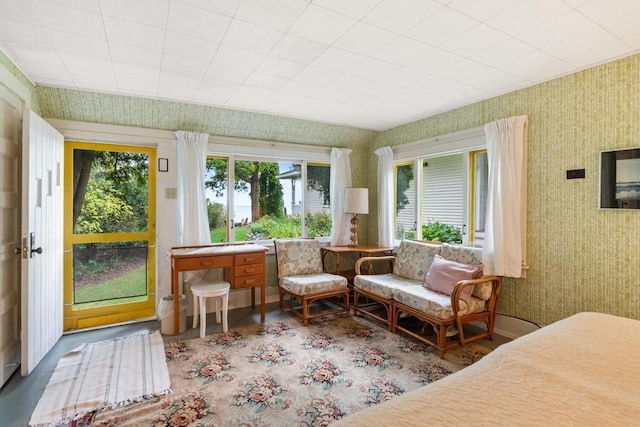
(344, 187), (369, 246)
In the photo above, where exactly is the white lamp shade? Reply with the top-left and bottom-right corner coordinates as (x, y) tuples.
(344, 188), (369, 214)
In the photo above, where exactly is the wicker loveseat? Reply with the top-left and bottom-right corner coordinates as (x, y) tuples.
(353, 240), (502, 358)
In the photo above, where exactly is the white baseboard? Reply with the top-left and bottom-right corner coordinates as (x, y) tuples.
(493, 314), (540, 340)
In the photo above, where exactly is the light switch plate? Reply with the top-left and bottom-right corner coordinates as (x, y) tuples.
(165, 187), (177, 199)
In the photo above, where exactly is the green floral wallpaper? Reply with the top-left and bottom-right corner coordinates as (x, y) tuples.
(373, 53), (640, 327)
(35, 86), (377, 148)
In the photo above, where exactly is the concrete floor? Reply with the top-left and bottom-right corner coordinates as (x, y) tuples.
(0, 302), (509, 427)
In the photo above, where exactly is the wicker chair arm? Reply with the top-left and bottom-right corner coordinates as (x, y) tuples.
(450, 275), (502, 314)
(355, 256), (396, 275)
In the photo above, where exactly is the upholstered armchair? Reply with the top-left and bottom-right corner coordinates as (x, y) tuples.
(274, 239), (350, 325)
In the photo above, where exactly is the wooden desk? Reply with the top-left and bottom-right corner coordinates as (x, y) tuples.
(170, 243), (268, 334)
(321, 245), (393, 282)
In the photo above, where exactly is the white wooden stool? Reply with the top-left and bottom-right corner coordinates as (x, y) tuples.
(191, 281), (230, 338)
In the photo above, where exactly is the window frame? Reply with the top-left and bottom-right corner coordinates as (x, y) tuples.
(391, 126), (486, 247)
(207, 137), (332, 245)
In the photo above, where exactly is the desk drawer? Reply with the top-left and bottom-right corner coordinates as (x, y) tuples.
(176, 255), (233, 270)
(234, 263), (264, 277)
(235, 252), (264, 265)
(234, 274), (263, 288)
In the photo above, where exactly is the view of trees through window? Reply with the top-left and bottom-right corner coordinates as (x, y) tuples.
(205, 158), (331, 242)
(70, 147), (151, 307)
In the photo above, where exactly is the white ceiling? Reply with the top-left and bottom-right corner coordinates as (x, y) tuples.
(1, 0), (640, 131)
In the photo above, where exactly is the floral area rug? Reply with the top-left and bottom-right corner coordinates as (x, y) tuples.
(83, 315), (490, 426)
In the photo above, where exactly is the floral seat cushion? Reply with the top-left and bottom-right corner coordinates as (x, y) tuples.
(281, 273), (347, 296)
(354, 273), (422, 299)
(392, 285), (485, 321)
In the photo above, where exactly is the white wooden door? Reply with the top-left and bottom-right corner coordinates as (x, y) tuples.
(20, 110), (64, 376)
(0, 84), (22, 387)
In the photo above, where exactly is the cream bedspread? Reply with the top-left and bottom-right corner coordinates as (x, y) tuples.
(335, 312), (640, 426)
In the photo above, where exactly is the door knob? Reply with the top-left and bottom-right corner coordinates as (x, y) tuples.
(14, 247), (22, 255)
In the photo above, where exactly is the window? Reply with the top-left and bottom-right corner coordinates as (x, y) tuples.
(392, 127), (487, 247)
(205, 155), (331, 243)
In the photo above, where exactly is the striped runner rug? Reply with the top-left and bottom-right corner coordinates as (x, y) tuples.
(29, 331), (170, 426)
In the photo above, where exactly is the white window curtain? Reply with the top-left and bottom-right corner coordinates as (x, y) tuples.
(175, 130), (211, 247)
(330, 148), (353, 246)
(482, 115), (528, 278)
(375, 146), (394, 247)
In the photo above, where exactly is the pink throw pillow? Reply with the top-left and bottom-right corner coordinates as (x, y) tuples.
(424, 255), (483, 303)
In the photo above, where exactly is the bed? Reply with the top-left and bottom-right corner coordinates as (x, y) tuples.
(335, 312), (640, 426)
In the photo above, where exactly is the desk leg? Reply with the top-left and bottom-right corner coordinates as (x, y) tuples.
(260, 282), (265, 322)
(251, 287), (255, 309)
(171, 264), (179, 335)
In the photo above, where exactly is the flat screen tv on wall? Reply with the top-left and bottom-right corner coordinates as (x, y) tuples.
(600, 147), (640, 210)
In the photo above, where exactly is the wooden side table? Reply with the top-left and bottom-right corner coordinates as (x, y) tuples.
(321, 245), (393, 282)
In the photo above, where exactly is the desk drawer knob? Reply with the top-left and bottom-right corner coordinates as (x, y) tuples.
(244, 257), (256, 263)
(245, 279), (254, 285)
(244, 268), (255, 273)
(201, 261), (213, 266)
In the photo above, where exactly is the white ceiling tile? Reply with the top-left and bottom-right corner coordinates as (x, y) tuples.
(227, 85), (272, 107)
(47, 0), (101, 13)
(372, 36), (433, 65)
(348, 58), (397, 79)
(311, 47), (366, 73)
(254, 56), (306, 79)
(308, 87), (349, 101)
(159, 70), (202, 88)
(167, 1), (231, 43)
(99, 0), (169, 28)
(69, 68), (118, 90)
(9, 45), (63, 66)
(109, 43), (163, 68)
(33, 1), (105, 38)
(377, 67), (426, 87)
(543, 26), (633, 68)
(311, 0), (382, 19)
(116, 75), (159, 95)
(294, 65), (341, 84)
(334, 22), (397, 56)
(411, 74), (461, 97)
(406, 48), (464, 74)
(161, 53), (209, 77)
(113, 62), (160, 82)
(363, 0), (443, 33)
(603, 10), (640, 49)
(279, 79), (321, 96)
(562, 0), (591, 7)
(213, 45), (265, 71)
(270, 35), (328, 64)
(222, 20), (284, 54)
(59, 52), (111, 72)
(204, 64), (252, 84)
(469, 37), (537, 67)
(0, 20), (52, 48)
(340, 92), (378, 107)
(0, 0), (40, 25)
(157, 82), (198, 100)
(325, 73), (371, 91)
(497, 49), (573, 82)
(446, 0), (521, 21)
(440, 24), (509, 57)
(103, 16), (166, 51)
(197, 79), (240, 97)
(487, 0), (572, 35)
(287, 4), (356, 45)
(578, 0), (640, 24)
(163, 32), (219, 62)
(262, 91), (305, 104)
(49, 31), (109, 61)
(19, 61), (71, 82)
(235, 0), (308, 32)
(243, 72), (289, 90)
(405, 6), (478, 46)
(402, 92), (445, 107)
(176, 0), (241, 17)
(356, 81), (419, 102)
(516, 10), (599, 48)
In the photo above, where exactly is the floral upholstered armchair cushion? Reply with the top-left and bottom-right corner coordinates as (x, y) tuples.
(392, 240), (442, 281)
(275, 239), (323, 278)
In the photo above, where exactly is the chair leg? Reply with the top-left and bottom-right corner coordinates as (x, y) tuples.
(192, 294), (199, 328)
(222, 292), (229, 332)
(215, 297), (221, 324)
(199, 296), (207, 338)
